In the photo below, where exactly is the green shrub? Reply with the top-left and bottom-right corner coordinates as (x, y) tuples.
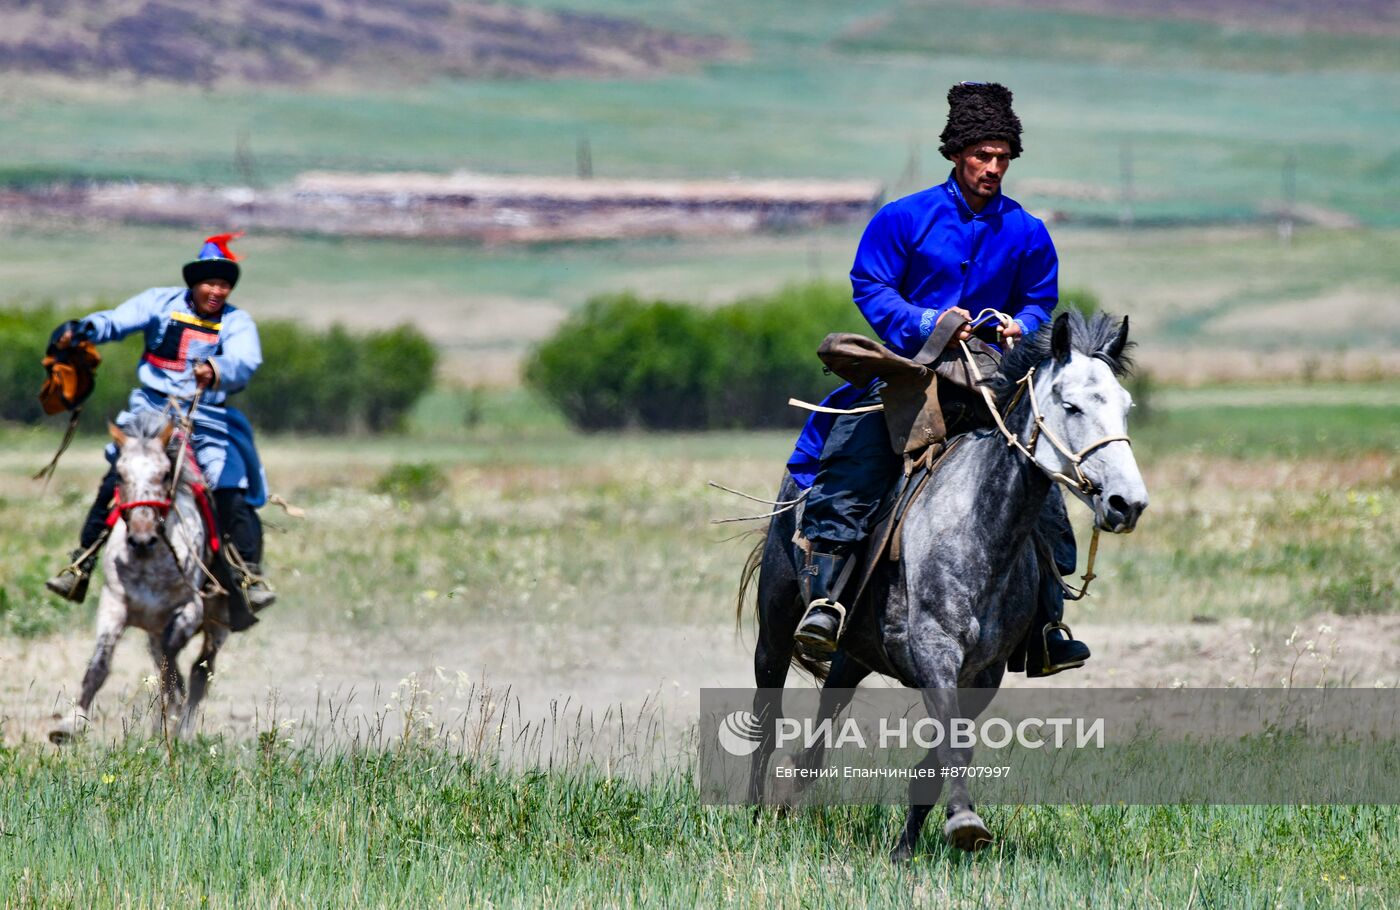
(373, 462), (448, 502)
(360, 325), (440, 432)
(0, 305), (435, 434)
(1060, 287), (1101, 318)
(524, 294), (713, 431)
(525, 283), (1105, 431)
(0, 306), (53, 424)
(702, 283), (864, 428)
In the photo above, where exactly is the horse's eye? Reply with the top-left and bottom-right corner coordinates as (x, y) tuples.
(1062, 402), (1081, 415)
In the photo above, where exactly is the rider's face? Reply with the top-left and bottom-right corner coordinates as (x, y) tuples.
(191, 279), (232, 317)
(951, 140), (1012, 204)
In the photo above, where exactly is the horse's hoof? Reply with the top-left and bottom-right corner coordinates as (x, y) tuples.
(889, 841), (915, 864)
(49, 710), (90, 746)
(769, 756), (799, 808)
(49, 719), (85, 746)
(943, 809), (993, 852)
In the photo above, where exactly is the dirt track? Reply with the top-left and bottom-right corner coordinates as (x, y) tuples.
(4, 615), (1396, 752)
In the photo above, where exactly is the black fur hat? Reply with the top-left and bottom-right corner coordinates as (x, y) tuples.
(938, 82), (1022, 160)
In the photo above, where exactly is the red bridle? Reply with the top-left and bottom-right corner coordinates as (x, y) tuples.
(103, 483), (220, 551)
(105, 488), (172, 527)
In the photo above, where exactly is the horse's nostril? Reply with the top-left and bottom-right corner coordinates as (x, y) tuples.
(1108, 494), (1131, 517)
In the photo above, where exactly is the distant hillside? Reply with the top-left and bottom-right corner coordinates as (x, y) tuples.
(991, 0), (1400, 38)
(0, 0), (734, 85)
(839, 0), (1400, 73)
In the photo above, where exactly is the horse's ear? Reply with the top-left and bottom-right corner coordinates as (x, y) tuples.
(1051, 311), (1072, 363)
(108, 422), (127, 447)
(158, 422), (175, 447)
(1101, 315), (1129, 365)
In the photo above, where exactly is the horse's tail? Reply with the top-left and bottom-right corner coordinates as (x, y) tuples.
(734, 530), (766, 633)
(734, 525), (831, 683)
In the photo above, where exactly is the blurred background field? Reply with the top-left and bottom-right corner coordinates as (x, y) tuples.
(1, 0), (1397, 903)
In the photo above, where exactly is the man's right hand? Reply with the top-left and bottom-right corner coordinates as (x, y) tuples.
(939, 307), (974, 347)
(54, 320), (86, 349)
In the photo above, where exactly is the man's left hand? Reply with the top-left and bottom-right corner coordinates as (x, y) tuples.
(194, 362), (216, 389)
(998, 320), (1024, 341)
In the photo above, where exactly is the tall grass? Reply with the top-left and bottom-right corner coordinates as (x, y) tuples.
(0, 733), (1394, 908)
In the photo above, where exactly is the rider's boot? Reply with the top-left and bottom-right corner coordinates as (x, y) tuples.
(794, 550), (849, 655)
(229, 551), (276, 612)
(243, 563), (276, 611)
(208, 549), (258, 632)
(212, 489), (274, 616)
(1026, 563), (1091, 678)
(45, 541), (105, 603)
(46, 468), (119, 603)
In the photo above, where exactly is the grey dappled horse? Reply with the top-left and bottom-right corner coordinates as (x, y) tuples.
(740, 311), (1148, 861)
(51, 411), (230, 744)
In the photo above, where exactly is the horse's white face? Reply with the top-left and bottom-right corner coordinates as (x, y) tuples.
(115, 437), (172, 554)
(1030, 345), (1149, 533)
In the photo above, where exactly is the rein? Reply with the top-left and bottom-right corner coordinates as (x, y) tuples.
(106, 389), (227, 596)
(959, 310), (1132, 600)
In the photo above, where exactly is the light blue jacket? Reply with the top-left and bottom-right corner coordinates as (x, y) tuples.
(79, 288), (267, 502)
(77, 287), (262, 405)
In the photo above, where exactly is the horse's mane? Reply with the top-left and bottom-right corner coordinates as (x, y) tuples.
(125, 409), (170, 441)
(122, 410), (201, 490)
(986, 310), (1135, 410)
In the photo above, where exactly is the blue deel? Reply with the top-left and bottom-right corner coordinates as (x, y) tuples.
(787, 172), (1059, 488)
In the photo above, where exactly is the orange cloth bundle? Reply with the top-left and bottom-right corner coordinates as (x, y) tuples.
(39, 339), (102, 415)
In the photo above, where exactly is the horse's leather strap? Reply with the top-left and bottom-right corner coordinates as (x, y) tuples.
(913, 314), (970, 366)
(841, 436), (964, 623)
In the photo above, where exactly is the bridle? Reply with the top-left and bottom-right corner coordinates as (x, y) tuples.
(995, 362), (1132, 498)
(113, 490), (174, 522)
(960, 309), (1135, 599)
(104, 389), (227, 596)
(961, 308), (1132, 497)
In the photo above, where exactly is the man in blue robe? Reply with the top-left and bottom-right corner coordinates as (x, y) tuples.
(46, 234), (274, 631)
(790, 83), (1089, 674)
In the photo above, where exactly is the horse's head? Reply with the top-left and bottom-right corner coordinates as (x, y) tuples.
(995, 311), (1149, 533)
(109, 415), (175, 556)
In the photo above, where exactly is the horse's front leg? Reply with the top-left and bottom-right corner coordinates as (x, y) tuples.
(772, 652), (870, 807)
(50, 587), (127, 745)
(148, 599), (201, 736)
(891, 632), (991, 861)
(179, 622), (228, 741)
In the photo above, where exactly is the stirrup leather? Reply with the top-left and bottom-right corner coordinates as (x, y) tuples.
(1040, 621), (1086, 673)
(52, 532), (106, 581)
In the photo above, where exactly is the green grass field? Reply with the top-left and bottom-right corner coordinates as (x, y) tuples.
(1, 740), (1395, 908)
(2, 386), (1396, 905)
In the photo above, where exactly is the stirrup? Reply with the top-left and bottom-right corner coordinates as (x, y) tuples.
(794, 598), (848, 653)
(45, 562), (88, 601)
(226, 546), (276, 610)
(1039, 621), (1086, 673)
